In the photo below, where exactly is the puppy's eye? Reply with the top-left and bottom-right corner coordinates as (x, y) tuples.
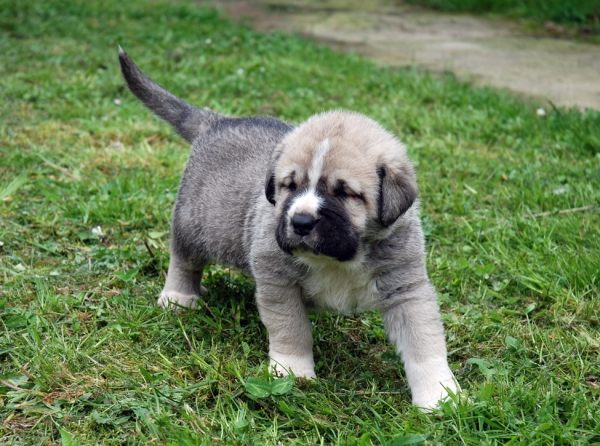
(336, 189), (364, 202)
(333, 182), (347, 199)
(333, 180), (364, 202)
(335, 189), (348, 199)
(281, 182), (296, 192)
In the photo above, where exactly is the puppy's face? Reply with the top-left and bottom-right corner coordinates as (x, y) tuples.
(265, 111), (417, 263)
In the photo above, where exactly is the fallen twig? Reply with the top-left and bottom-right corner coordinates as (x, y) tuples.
(527, 205), (597, 218)
(178, 320), (195, 352)
(37, 154), (78, 181)
(204, 300), (218, 320)
(143, 238), (155, 259)
(0, 379), (46, 397)
(336, 390), (405, 395)
(85, 354), (105, 367)
(143, 238), (168, 279)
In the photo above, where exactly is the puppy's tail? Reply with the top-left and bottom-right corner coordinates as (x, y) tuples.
(118, 47), (217, 144)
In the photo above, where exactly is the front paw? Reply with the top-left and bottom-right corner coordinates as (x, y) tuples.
(411, 376), (459, 410)
(158, 290), (199, 310)
(269, 351), (316, 379)
(405, 358), (460, 410)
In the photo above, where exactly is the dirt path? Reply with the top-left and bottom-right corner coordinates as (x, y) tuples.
(215, 0), (600, 110)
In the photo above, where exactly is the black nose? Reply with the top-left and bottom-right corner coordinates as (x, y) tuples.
(291, 214), (317, 236)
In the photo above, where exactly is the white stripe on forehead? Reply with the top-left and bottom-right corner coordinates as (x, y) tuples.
(307, 138), (330, 189)
(287, 138), (330, 219)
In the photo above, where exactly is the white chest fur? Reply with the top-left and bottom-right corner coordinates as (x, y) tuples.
(298, 255), (380, 313)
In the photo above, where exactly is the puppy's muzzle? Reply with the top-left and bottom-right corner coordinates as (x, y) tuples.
(291, 214), (318, 236)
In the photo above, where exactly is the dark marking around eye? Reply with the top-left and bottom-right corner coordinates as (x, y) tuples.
(333, 179), (364, 202)
(279, 181), (297, 192)
(279, 171), (298, 192)
(334, 180), (347, 198)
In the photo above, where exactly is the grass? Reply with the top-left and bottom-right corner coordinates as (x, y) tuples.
(1, 0), (599, 444)
(405, 0), (600, 24)
(405, 0), (600, 39)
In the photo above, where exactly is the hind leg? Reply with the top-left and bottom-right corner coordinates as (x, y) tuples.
(158, 247), (207, 310)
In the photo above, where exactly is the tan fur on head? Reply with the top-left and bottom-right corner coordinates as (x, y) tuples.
(273, 110), (416, 230)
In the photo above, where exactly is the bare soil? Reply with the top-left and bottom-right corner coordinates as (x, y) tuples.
(213, 0), (600, 110)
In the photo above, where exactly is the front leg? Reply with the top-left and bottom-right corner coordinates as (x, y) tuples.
(256, 283), (316, 378)
(382, 281), (458, 410)
(158, 247), (206, 310)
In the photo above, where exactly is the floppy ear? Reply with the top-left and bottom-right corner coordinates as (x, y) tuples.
(264, 147), (283, 206)
(377, 164), (418, 227)
(265, 170), (276, 205)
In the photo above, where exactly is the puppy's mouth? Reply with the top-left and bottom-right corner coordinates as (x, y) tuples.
(276, 219), (359, 262)
(292, 239), (322, 257)
(277, 229), (320, 255)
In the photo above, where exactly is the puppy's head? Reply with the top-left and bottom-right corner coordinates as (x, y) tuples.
(265, 111), (417, 262)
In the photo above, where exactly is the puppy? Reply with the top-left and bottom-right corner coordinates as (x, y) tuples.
(118, 49), (458, 409)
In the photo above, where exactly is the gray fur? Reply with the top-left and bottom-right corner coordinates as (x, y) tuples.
(119, 48), (218, 143)
(119, 49), (458, 410)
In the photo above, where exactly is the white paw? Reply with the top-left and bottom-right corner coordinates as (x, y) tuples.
(411, 376), (459, 410)
(269, 351), (316, 379)
(158, 290), (199, 310)
(404, 358), (460, 410)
